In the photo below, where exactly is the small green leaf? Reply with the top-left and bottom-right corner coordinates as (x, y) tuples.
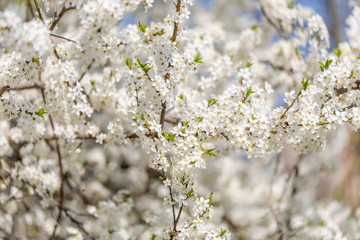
(209, 192), (213, 206)
(220, 228), (228, 236)
(35, 108), (47, 119)
(169, 134), (175, 141)
(246, 87), (255, 98)
(151, 234), (157, 240)
(32, 57), (39, 63)
(125, 58), (133, 70)
(179, 94), (184, 100)
(317, 220), (325, 226)
(208, 99), (217, 107)
(137, 58), (152, 73)
(349, 70), (354, 78)
(154, 29), (165, 36)
(295, 47), (300, 56)
(140, 114), (145, 121)
(187, 189), (195, 197)
(333, 48), (342, 58)
(90, 80), (95, 86)
(251, 24), (259, 30)
(202, 147), (216, 157)
(108, 229), (116, 234)
(193, 54), (203, 64)
(301, 77), (311, 90)
(246, 60), (253, 68)
(318, 59), (333, 72)
(181, 127), (186, 134)
(193, 116), (203, 122)
(137, 22), (148, 33)
(288, 0), (295, 9)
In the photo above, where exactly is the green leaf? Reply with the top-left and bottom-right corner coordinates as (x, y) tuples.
(220, 228), (228, 236)
(163, 132), (175, 141)
(295, 47), (300, 56)
(208, 99), (217, 107)
(137, 22), (148, 33)
(140, 114), (145, 121)
(208, 192), (213, 206)
(301, 77), (311, 90)
(154, 29), (165, 36)
(125, 58), (133, 70)
(179, 94), (184, 100)
(90, 80), (95, 86)
(333, 48), (342, 58)
(246, 60), (253, 68)
(16, 0), (25, 5)
(349, 70), (354, 78)
(187, 189), (195, 197)
(193, 54), (203, 64)
(193, 116), (203, 122)
(318, 59), (333, 72)
(169, 134), (175, 141)
(251, 24), (259, 30)
(181, 127), (186, 134)
(246, 87), (255, 98)
(151, 234), (157, 240)
(32, 57), (39, 63)
(288, 0), (295, 9)
(137, 58), (152, 73)
(35, 108), (47, 119)
(202, 147), (216, 157)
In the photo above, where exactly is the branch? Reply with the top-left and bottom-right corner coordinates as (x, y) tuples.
(49, 6), (77, 31)
(280, 90), (302, 119)
(0, 86), (10, 97)
(33, 0), (45, 23)
(50, 33), (77, 44)
(260, 4), (288, 39)
(328, 0), (341, 45)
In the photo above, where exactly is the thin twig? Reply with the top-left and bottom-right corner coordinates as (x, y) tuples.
(50, 33), (77, 43)
(0, 86), (10, 97)
(260, 4), (287, 39)
(33, 0), (45, 23)
(280, 90), (302, 119)
(78, 59), (95, 82)
(49, 6), (77, 31)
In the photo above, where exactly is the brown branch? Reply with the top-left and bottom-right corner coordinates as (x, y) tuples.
(165, 116), (180, 125)
(50, 33), (77, 43)
(78, 59), (95, 82)
(33, 0), (45, 23)
(328, 0), (341, 45)
(49, 6), (77, 31)
(0, 84), (44, 97)
(260, 4), (288, 39)
(160, 101), (167, 130)
(0, 86), (10, 97)
(40, 89), (64, 240)
(171, 0), (182, 43)
(280, 90), (302, 119)
(163, 0), (182, 132)
(268, 154), (283, 238)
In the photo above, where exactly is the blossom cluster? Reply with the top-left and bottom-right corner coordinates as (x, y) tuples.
(1, 0), (360, 239)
